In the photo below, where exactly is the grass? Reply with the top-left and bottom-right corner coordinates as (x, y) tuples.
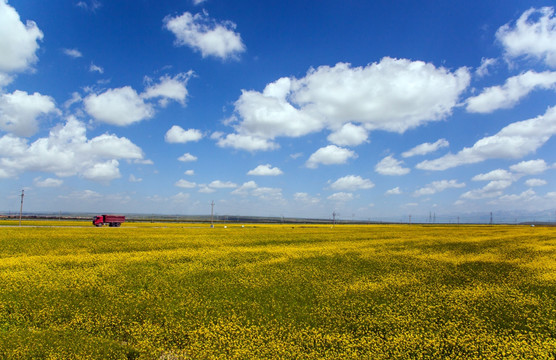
(0, 223), (555, 359)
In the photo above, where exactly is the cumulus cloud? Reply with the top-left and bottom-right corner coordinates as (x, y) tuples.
(165, 125), (203, 144)
(414, 180), (465, 197)
(84, 86), (154, 126)
(375, 155), (410, 176)
(476, 57), (498, 77)
(0, 1), (43, 74)
(327, 123), (368, 146)
(490, 189), (538, 206)
(525, 178), (547, 187)
(231, 180), (283, 201)
(84, 73), (192, 126)
(401, 138), (449, 158)
(143, 72), (193, 106)
(175, 179), (196, 188)
(63, 48), (82, 58)
(221, 58), (470, 151)
(472, 169), (515, 181)
(293, 192), (320, 204)
(466, 70), (556, 113)
(34, 177), (63, 187)
(327, 192), (354, 202)
(509, 159), (548, 174)
(329, 175), (374, 191)
(306, 145), (357, 169)
(208, 180), (237, 189)
(0, 117), (144, 181)
(416, 106), (556, 170)
(164, 11), (245, 60)
(0, 90), (57, 137)
(215, 133), (279, 152)
(496, 7), (556, 67)
(385, 187), (402, 195)
(460, 180), (512, 200)
(247, 164), (283, 176)
(178, 153), (197, 162)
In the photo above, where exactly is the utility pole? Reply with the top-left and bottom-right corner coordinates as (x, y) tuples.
(210, 201), (215, 228)
(409, 214), (412, 225)
(332, 211), (336, 227)
(19, 189), (24, 226)
(489, 212), (493, 225)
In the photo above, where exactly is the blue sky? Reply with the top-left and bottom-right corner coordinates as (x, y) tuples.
(1, 0), (556, 221)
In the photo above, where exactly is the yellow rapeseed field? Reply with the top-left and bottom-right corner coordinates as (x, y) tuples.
(0, 222), (555, 359)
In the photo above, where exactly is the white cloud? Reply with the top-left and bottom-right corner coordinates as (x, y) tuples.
(175, 179), (196, 188)
(414, 180), (465, 197)
(466, 70), (556, 113)
(496, 7), (556, 68)
(0, 117), (144, 181)
(417, 106), (556, 171)
(34, 177), (63, 188)
(251, 186), (283, 201)
(63, 48), (82, 58)
(129, 174), (142, 182)
(327, 123), (368, 146)
(0, 1), (43, 74)
(0, 90), (57, 137)
(222, 58), (470, 151)
(172, 192), (191, 202)
(525, 178), (547, 187)
(306, 145), (357, 169)
(460, 180), (512, 200)
(231, 180), (282, 201)
(293, 192), (320, 204)
(215, 133), (279, 152)
(198, 185), (215, 193)
(327, 192), (354, 202)
(329, 175), (374, 191)
(82, 159), (121, 182)
(89, 63), (103, 74)
(76, 1), (101, 12)
(375, 155), (410, 176)
(84, 86), (154, 126)
(231, 180), (258, 196)
(208, 180), (237, 188)
(143, 72), (193, 106)
(178, 153), (197, 162)
(491, 189), (538, 205)
(385, 187), (402, 195)
(164, 11), (245, 60)
(509, 159), (548, 174)
(184, 170), (195, 176)
(472, 169), (515, 181)
(476, 57), (498, 77)
(401, 139), (449, 158)
(165, 126), (203, 143)
(247, 164), (283, 176)
(192, 0), (207, 4)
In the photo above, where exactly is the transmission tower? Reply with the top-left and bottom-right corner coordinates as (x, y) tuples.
(210, 200), (215, 228)
(19, 189), (24, 226)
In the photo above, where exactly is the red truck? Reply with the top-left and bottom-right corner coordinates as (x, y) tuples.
(92, 215), (125, 227)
